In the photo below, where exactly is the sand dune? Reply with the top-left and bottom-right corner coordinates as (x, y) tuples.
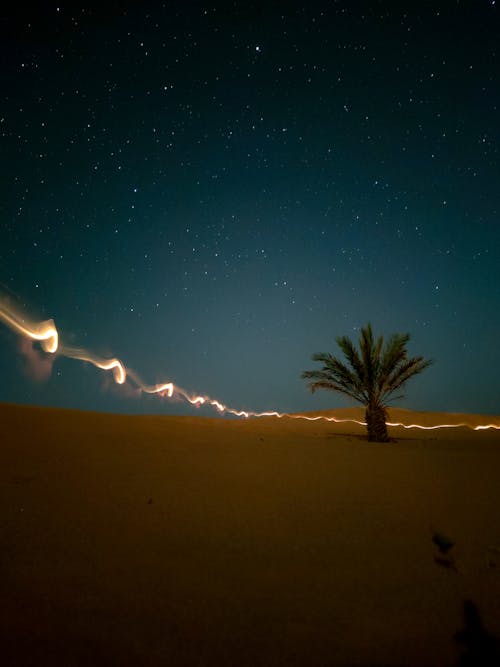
(1, 402), (500, 666)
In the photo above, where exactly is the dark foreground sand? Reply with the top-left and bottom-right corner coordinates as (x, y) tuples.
(1, 403), (500, 666)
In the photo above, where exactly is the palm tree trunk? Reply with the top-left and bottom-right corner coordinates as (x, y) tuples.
(365, 404), (390, 442)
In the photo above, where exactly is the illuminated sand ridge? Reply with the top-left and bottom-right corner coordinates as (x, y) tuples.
(1, 301), (499, 431)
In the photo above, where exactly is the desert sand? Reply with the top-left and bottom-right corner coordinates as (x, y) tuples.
(1, 402), (500, 666)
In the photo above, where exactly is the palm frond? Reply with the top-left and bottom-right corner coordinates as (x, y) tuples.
(382, 357), (433, 400)
(379, 333), (409, 379)
(359, 324), (383, 399)
(302, 351), (368, 404)
(335, 335), (365, 382)
(304, 380), (367, 404)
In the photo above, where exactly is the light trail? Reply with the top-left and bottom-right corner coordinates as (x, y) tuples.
(0, 299), (499, 432)
(0, 307), (58, 353)
(62, 346), (126, 384)
(386, 420), (500, 432)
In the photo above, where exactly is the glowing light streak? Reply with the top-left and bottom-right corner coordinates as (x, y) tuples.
(61, 346), (126, 384)
(0, 299), (499, 432)
(386, 421), (500, 432)
(125, 369), (174, 397)
(0, 307), (58, 353)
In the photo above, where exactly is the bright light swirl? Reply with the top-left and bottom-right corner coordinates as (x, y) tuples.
(147, 382), (174, 397)
(0, 300), (499, 432)
(0, 306), (58, 354)
(62, 346), (126, 384)
(126, 369), (174, 397)
(94, 358), (126, 384)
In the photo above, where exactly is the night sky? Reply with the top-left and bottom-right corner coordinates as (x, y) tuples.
(1, 2), (499, 417)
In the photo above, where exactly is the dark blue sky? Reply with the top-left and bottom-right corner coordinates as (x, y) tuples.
(1, 2), (499, 416)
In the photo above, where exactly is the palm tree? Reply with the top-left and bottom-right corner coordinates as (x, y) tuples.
(301, 324), (432, 442)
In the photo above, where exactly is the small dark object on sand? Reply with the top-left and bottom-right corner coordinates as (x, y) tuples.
(434, 555), (457, 571)
(432, 530), (454, 554)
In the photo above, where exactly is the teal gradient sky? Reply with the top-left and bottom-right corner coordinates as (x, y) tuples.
(1, 2), (499, 415)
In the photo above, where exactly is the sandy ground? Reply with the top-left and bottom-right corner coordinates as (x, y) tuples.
(1, 402), (500, 666)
